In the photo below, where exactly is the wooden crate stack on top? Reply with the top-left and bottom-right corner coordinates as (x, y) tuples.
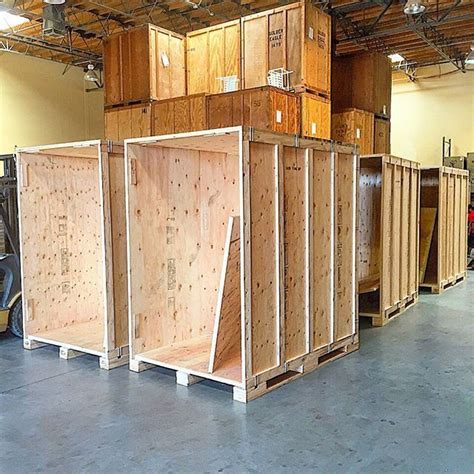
(103, 1), (332, 141)
(331, 52), (392, 155)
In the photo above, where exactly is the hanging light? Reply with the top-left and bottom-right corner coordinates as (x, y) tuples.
(84, 63), (100, 85)
(404, 0), (425, 15)
(466, 43), (474, 65)
(44, 0), (66, 4)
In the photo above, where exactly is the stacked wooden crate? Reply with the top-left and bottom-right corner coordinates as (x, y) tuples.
(104, 2), (332, 141)
(331, 52), (392, 155)
(103, 24), (186, 140)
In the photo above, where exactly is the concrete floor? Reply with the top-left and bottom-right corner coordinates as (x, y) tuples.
(0, 276), (473, 473)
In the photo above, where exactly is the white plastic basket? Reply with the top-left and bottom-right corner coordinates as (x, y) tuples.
(217, 75), (239, 93)
(267, 68), (293, 91)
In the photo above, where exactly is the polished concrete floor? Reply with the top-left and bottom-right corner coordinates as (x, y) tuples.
(1, 275), (473, 473)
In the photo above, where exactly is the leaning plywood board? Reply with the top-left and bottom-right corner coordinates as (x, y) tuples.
(18, 141), (128, 368)
(358, 154), (420, 326)
(420, 167), (469, 293)
(125, 127), (358, 402)
(419, 208), (437, 283)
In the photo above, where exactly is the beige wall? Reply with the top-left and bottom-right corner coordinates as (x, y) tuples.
(391, 64), (474, 167)
(0, 52), (104, 154)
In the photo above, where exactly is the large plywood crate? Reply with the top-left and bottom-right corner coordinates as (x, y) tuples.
(186, 20), (241, 94)
(207, 86), (300, 134)
(332, 52), (392, 117)
(359, 155), (420, 327)
(152, 94), (207, 135)
(241, 2), (331, 96)
(105, 103), (152, 141)
(419, 167), (469, 294)
(103, 24), (186, 107)
(17, 141), (128, 369)
(125, 127), (358, 402)
(332, 108), (374, 155)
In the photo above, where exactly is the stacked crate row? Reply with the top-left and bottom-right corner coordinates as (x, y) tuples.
(331, 52), (392, 155)
(104, 2), (332, 141)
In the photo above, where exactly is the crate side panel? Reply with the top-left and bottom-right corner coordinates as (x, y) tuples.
(20, 153), (105, 338)
(242, 15), (268, 89)
(301, 94), (331, 139)
(249, 142), (279, 375)
(283, 146), (307, 360)
(374, 118), (390, 154)
(400, 166), (410, 300)
(127, 145), (239, 355)
(334, 152), (356, 341)
(169, 34), (186, 98)
(358, 161), (382, 283)
(187, 31), (209, 94)
(312, 150), (332, 349)
(103, 35), (123, 106)
(390, 164), (402, 306)
(108, 151), (128, 348)
(209, 28), (225, 94)
(409, 169), (420, 294)
(127, 27), (150, 103)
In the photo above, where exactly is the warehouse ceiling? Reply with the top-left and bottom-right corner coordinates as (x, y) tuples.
(0, 0), (473, 75)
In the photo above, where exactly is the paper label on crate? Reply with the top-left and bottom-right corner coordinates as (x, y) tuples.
(276, 110), (282, 123)
(311, 122), (317, 135)
(161, 52), (170, 67)
(383, 105), (387, 115)
(308, 26), (314, 40)
(356, 128), (361, 139)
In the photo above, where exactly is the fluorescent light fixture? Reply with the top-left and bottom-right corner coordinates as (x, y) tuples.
(466, 44), (474, 65)
(0, 11), (28, 30)
(404, 0), (426, 15)
(388, 53), (405, 63)
(44, 0), (66, 4)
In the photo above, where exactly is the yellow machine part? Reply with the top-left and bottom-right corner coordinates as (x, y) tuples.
(0, 292), (21, 333)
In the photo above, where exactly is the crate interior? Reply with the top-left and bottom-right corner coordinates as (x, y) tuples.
(127, 131), (242, 384)
(19, 144), (106, 354)
(358, 157), (382, 315)
(420, 169), (440, 285)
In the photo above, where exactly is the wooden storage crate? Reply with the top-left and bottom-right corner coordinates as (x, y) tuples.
(374, 117), (390, 154)
(187, 20), (241, 94)
(241, 2), (331, 96)
(419, 167), (469, 294)
(332, 52), (392, 117)
(125, 127), (358, 402)
(300, 92), (330, 139)
(207, 86), (300, 135)
(103, 24), (186, 107)
(359, 155), (420, 327)
(332, 108), (374, 155)
(105, 103), (152, 141)
(152, 94), (207, 135)
(18, 141), (128, 369)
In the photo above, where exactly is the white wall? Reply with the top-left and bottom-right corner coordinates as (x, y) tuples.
(0, 52), (104, 154)
(391, 64), (474, 167)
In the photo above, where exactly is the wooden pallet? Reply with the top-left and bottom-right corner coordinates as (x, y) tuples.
(360, 292), (418, 327)
(131, 336), (359, 402)
(420, 273), (467, 294)
(293, 85), (330, 100)
(23, 334), (129, 370)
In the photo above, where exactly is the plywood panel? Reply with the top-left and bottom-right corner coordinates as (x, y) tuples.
(249, 142), (278, 375)
(20, 153), (105, 335)
(334, 152), (355, 341)
(301, 93), (331, 139)
(374, 118), (390, 154)
(283, 147), (307, 360)
(312, 150), (332, 349)
(127, 145), (239, 354)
